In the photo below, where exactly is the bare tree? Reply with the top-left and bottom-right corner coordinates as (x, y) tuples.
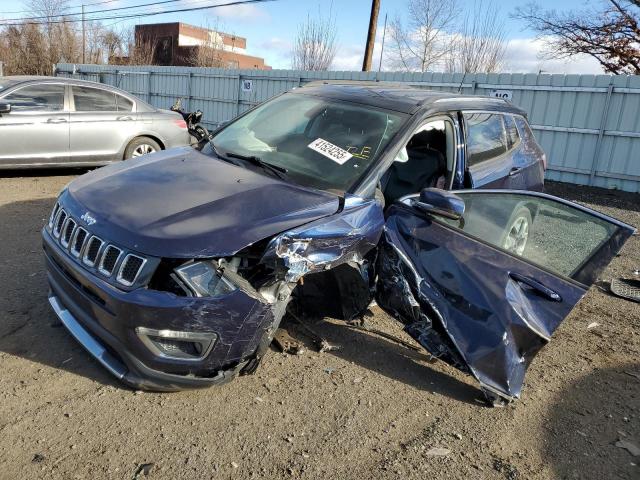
(124, 27), (157, 66)
(187, 22), (227, 67)
(445, 0), (507, 73)
(514, 0), (640, 74)
(0, 23), (48, 75)
(28, 0), (71, 68)
(292, 12), (337, 70)
(388, 0), (459, 72)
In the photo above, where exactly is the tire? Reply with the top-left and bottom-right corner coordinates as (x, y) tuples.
(124, 137), (161, 159)
(500, 206), (532, 256)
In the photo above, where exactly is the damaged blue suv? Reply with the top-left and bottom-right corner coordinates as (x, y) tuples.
(43, 83), (635, 403)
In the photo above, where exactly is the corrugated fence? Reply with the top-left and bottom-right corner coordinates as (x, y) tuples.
(55, 63), (640, 193)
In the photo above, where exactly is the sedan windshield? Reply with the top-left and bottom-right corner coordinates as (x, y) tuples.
(205, 93), (408, 192)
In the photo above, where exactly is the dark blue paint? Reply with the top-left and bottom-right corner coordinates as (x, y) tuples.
(377, 199), (632, 401)
(64, 147), (340, 257)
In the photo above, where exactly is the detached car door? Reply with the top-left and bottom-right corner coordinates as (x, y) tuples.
(376, 190), (635, 403)
(0, 83), (69, 167)
(69, 85), (134, 163)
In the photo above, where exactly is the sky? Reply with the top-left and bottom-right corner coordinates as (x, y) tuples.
(0, 0), (606, 74)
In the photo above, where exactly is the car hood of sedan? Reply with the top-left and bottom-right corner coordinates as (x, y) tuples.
(61, 147), (340, 258)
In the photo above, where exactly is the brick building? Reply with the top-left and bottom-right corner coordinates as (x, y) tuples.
(134, 22), (271, 69)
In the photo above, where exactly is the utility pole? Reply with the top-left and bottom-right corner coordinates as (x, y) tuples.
(362, 0), (380, 71)
(82, 3), (86, 64)
(378, 13), (387, 72)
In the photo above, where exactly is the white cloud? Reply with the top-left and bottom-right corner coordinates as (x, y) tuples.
(502, 37), (604, 74)
(254, 37), (293, 68)
(212, 3), (270, 23)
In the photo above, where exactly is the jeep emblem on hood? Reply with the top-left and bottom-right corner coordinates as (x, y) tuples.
(80, 212), (97, 226)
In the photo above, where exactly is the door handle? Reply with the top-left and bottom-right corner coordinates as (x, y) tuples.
(117, 115), (133, 121)
(47, 117), (67, 124)
(508, 167), (523, 176)
(509, 272), (562, 302)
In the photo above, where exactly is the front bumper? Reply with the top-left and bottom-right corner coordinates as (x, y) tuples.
(43, 228), (273, 391)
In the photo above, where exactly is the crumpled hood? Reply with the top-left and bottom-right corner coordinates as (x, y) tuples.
(62, 147), (340, 258)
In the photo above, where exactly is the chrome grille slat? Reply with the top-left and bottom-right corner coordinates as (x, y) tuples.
(70, 227), (88, 257)
(48, 202), (60, 229)
(98, 245), (122, 277)
(83, 236), (104, 267)
(49, 206), (147, 287)
(116, 254), (146, 286)
(61, 218), (76, 248)
(53, 210), (67, 238)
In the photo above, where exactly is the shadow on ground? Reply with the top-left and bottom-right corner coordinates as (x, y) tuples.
(0, 197), (121, 388)
(543, 364), (640, 480)
(279, 317), (482, 406)
(0, 167), (93, 179)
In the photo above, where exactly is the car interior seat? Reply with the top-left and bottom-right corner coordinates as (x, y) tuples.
(382, 129), (447, 205)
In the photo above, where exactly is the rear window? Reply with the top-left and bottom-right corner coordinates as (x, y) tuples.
(464, 113), (507, 166)
(116, 95), (133, 112)
(73, 86), (117, 112)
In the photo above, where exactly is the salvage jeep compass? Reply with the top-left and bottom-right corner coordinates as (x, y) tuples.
(43, 83), (635, 403)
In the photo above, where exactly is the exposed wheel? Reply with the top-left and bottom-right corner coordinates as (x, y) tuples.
(124, 137), (161, 159)
(501, 207), (532, 256)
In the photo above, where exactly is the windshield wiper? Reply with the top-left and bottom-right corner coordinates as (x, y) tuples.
(226, 152), (289, 180)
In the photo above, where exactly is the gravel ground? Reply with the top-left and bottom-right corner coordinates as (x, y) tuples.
(0, 172), (638, 480)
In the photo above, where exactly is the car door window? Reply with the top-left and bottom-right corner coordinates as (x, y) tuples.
(4, 84), (65, 112)
(116, 94), (133, 112)
(73, 86), (117, 112)
(383, 119), (454, 204)
(464, 113), (507, 166)
(439, 192), (620, 283)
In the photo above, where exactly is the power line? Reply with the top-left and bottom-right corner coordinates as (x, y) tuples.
(0, 0), (183, 24)
(0, 0), (274, 27)
(0, 0), (121, 16)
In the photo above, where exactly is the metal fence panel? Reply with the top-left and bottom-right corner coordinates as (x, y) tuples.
(55, 63), (640, 193)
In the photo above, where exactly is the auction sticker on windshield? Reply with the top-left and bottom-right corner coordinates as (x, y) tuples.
(308, 138), (353, 165)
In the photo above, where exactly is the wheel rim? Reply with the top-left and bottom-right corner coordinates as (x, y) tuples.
(503, 216), (529, 255)
(132, 144), (156, 157)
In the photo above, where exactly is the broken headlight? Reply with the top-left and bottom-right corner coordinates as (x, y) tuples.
(174, 261), (237, 297)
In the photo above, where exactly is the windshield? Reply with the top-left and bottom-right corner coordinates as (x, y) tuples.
(205, 93), (408, 192)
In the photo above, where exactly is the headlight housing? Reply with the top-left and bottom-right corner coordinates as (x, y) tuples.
(174, 260), (237, 297)
(135, 327), (217, 361)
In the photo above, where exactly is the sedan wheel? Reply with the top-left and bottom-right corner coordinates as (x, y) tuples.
(132, 144), (157, 157)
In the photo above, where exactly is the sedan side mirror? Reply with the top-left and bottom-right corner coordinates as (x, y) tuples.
(415, 188), (465, 220)
(0, 103), (11, 114)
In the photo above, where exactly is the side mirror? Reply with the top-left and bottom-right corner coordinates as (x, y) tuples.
(415, 188), (465, 220)
(0, 103), (11, 114)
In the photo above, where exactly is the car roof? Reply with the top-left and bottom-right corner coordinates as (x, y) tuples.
(295, 81), (527, 116)
(0, 75), (132, 93)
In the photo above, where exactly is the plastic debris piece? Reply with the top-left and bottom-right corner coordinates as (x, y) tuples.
(615, 439), (640, 457)
(425, 447), (451, 456)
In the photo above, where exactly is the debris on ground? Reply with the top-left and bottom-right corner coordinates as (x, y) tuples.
(288, 312), (340, 353)
(346, 317), (422, 352)
(624, 371), (640, 381)
(615, 439), (640, 457)
(273, 328), (305, 355)
(609, 277), (640, 303)
(132, 462), (154, 479)
(31, 453), (45, 464)
(587, 322), (600, 329)
(424, 447), (451, 456)
(492, 457), (520, 479)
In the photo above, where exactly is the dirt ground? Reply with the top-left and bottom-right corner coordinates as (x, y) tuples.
(0, 172), (638, 480)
